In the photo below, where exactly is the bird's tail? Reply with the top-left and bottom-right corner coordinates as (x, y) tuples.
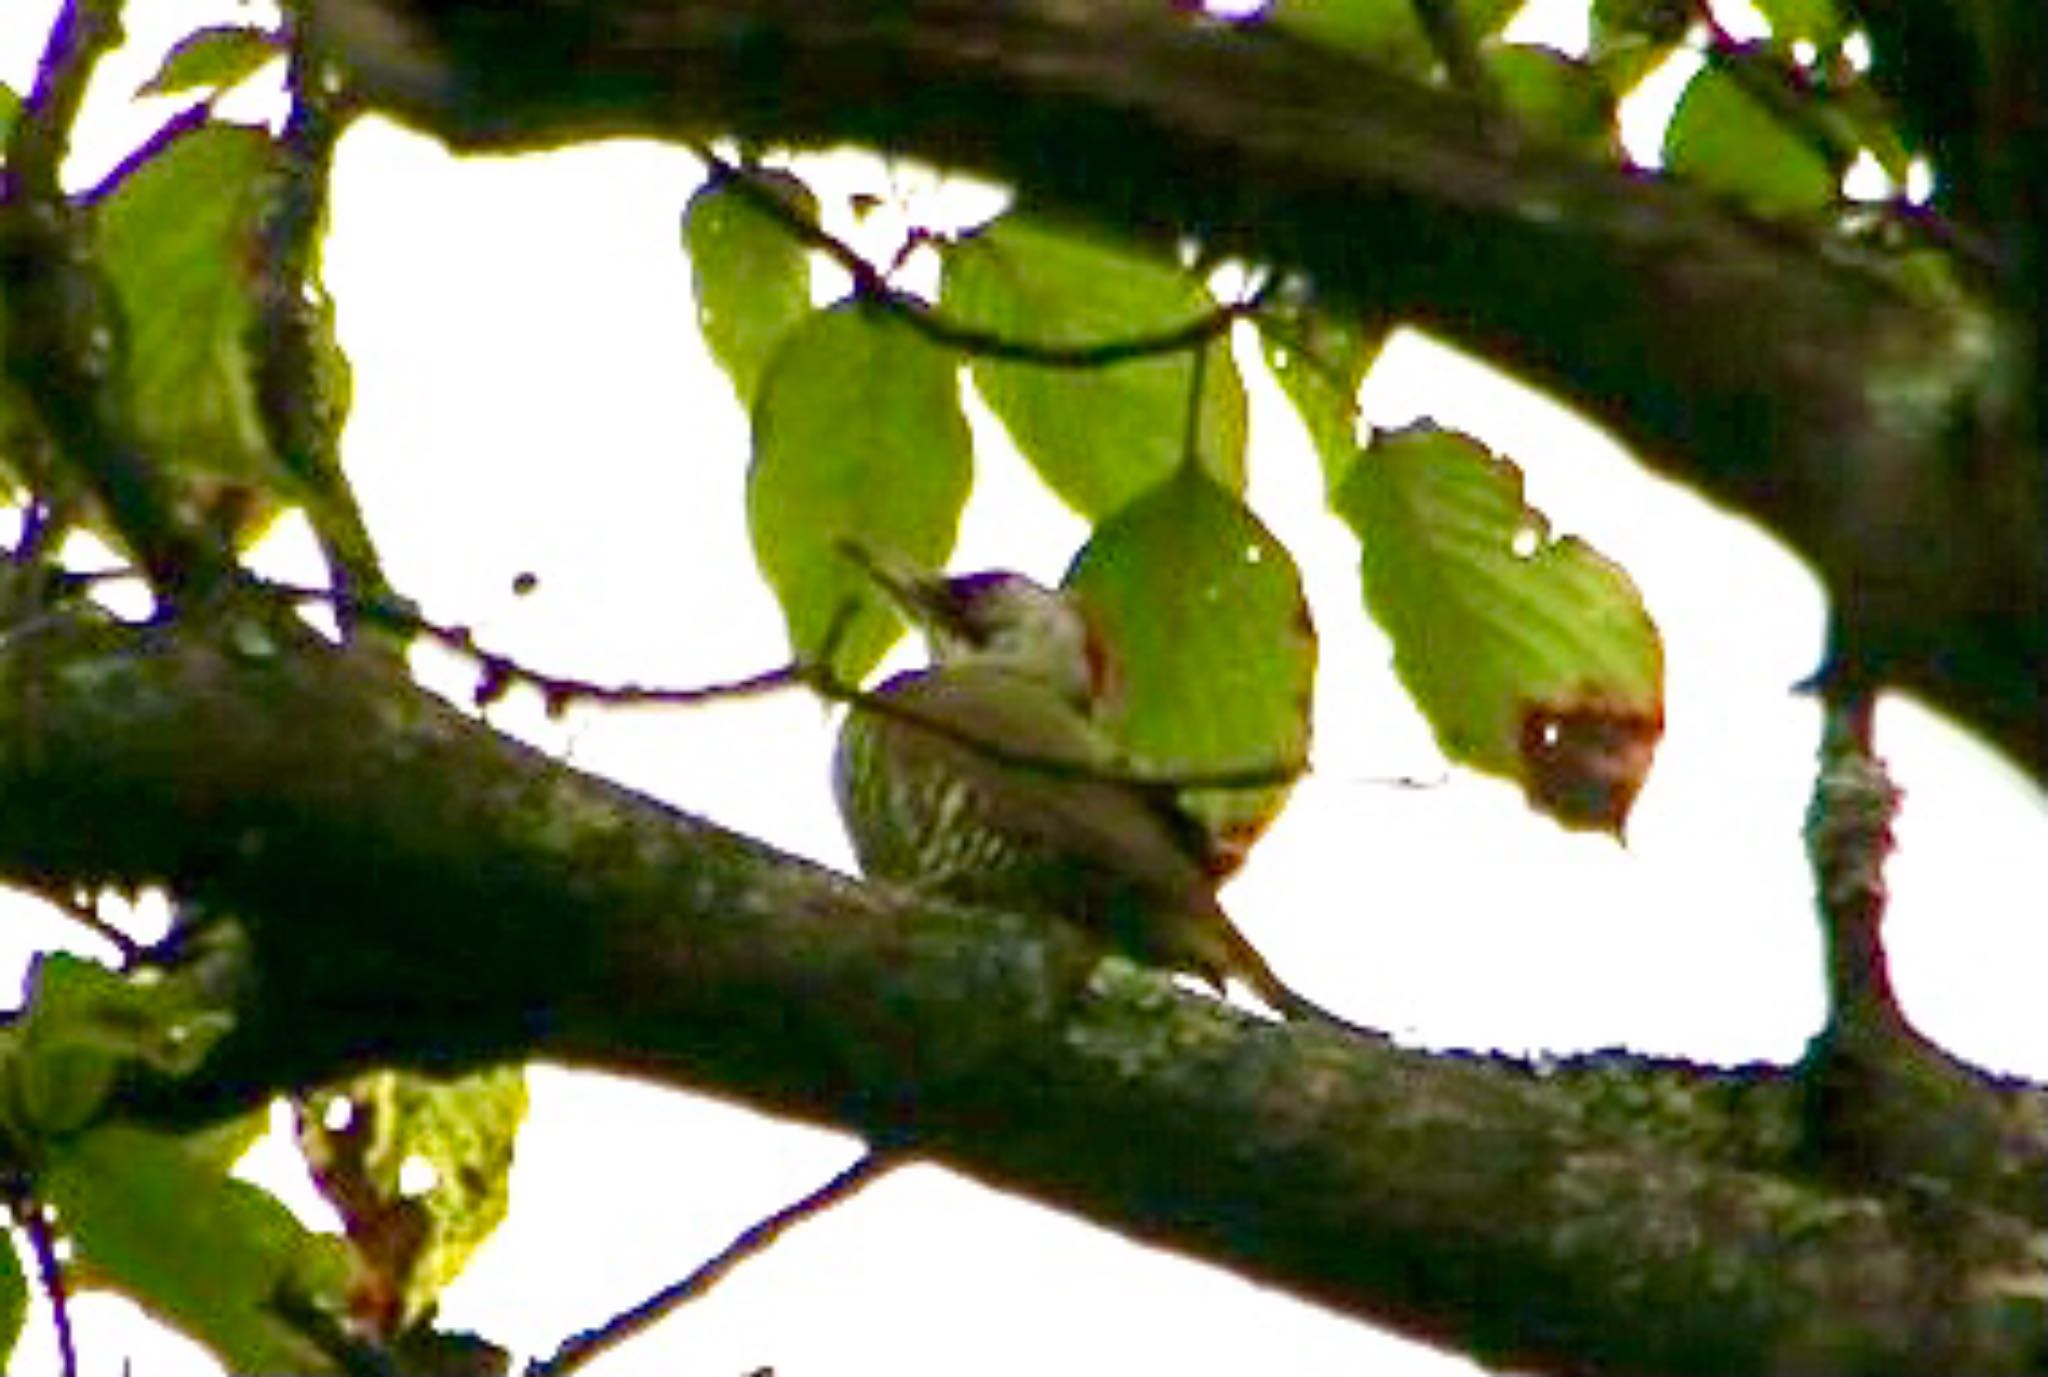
(1213, 910), (1378, 1042)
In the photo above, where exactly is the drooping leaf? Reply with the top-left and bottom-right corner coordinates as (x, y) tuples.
(1065, 468), (1314, 873)
(940, 215), (1245, 518)
(94, 120), (272, 478)
(91, 118), (315, 544)
(141, 24), (282, 97)
(750, 302), (973, 682)
(1259, 300), (1383, 497)
(1486, 43), (1619, 156)
(42, 1124), (350, 1373)
(300, 1067), (527, 1333)
(1664, 66), (1836, 217)
(1335, 424), (1662, 833)
(684, 166), (816, 408)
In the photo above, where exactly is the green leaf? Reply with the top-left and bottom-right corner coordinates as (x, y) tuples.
(1664, 67), (1835, 217)
(1269, 0), (1426, 65)
(1259, 301), (1382, 497)
(1267, 0), (1520, 69)
(750, 302), (973, 682)
(0, 84), (19, 144)
(0, 952), (238, 1140)
(42, 1124), (349, 1373)
(1486, 43), (1618, 155)
(92, 120), (297, 516)
(940, 215), (1245, 518)
(1065, 469), (1315, 872)
(0, 1226), (25, 1372)
(684, 166), (817, 408)
(301, 1067), (527, 1328)
(1335, 425), (1663, 833)
(141, 25), (282, 97)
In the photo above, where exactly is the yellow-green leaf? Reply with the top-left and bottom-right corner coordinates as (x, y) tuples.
(1268, 0), (1520, 70)
(0, 952), (237, 1141)
(300, 1066), (527, 1328)
(95, 121), (273, 480)
(1486, 43), (1619, 156)
(141, 25), (281, 97)
(684, 166), (816, 408)
(941, 215), (1244, 518)
(750, 302), (973, 682)
(1336, 424), (1662, 833)
(1065, 469), (1314, 872)
(1664, 67), (1835, 217)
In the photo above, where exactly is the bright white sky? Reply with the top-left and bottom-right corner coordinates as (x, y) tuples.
(3, 2), (2045, 1374)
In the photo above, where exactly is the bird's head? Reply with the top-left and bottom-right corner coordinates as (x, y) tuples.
(842, 543), (1107, 712)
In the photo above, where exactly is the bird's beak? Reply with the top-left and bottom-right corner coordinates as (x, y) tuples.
(837, 541), (973, 639)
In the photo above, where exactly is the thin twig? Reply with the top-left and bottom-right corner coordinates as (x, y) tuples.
(267, 1285), (402, 1377)
(268, 579), (1311, 793)
(42, 886), (145, 964)
(530, 1150), (896, 1377)
(10, 498), (69, 568)
(1179, 330), (1212, 466)
(690, 145), (1254, 369)
(10, 0), (119, 182)
(18, 1194), (80, 1377)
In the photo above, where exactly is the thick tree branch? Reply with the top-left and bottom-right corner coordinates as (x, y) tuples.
(290, 0), (2046, 782)
(1, 610), (2044, 1375)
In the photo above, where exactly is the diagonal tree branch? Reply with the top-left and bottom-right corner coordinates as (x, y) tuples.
(293, 0), (2046, 782)
(1, 605), (2043, 1375)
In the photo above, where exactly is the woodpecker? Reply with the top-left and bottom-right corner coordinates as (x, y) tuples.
(833, 546), (1348, 1028)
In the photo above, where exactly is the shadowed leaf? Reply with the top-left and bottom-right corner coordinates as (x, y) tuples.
(1665, 66), (1835, 217)
(1067, 468), (1314, 873)
(43, 1124), (350, 1373)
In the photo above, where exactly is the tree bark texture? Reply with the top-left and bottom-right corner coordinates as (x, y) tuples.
(1, 608), (2044, 1375)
